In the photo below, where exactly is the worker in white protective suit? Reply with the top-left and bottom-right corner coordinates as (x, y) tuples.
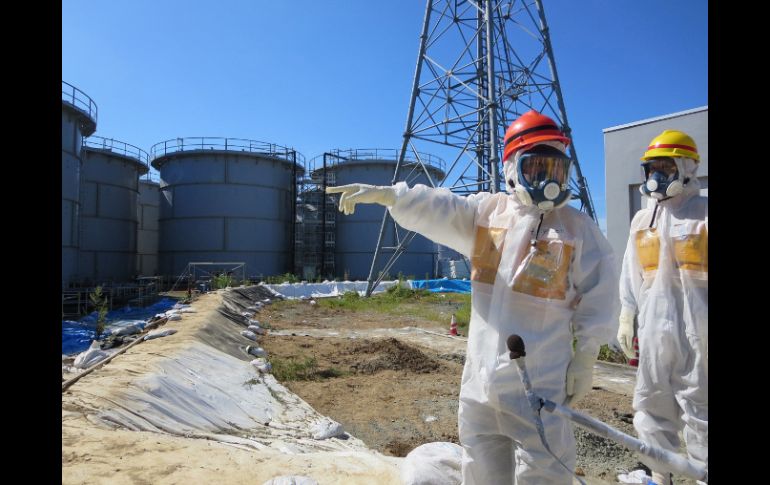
(617, 130), (708, 485)
(327, 110), (619, 484)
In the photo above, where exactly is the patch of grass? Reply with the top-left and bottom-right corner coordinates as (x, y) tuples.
(454, 300), (471, 331)
(341, 290), (362, 302)
(316, 287), (472, 329)
(597, 344), (628, 364)
(268, 280), (473, 328)
(384, 282), (429, 300)
(319, 290), (365, 310)
(271, 356), (317, 381)
(270, 356), (348, 381)
(264, 273), (300, 284)
(412, 291), (471, 328)
(212, 273), (233, 289)
(319, 286), (429, 312)
(267, 299), (296, 311)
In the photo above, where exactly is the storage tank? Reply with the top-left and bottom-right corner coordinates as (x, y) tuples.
(79, 136), (149, 284)
(321, 149), (445, 280)
(61, 81), (97, 287)
(137, 177), (160, 276)
(437, 244), (471, 279)
(151, 137), (301, 279)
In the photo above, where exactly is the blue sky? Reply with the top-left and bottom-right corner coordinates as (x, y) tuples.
(62, 0), (707, 232)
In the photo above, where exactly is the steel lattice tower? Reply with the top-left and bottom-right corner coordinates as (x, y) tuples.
(365, 0), (596, 295)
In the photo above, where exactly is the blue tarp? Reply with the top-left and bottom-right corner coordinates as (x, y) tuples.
(410, 278), (471, 294)
(62, 297), (178, 355)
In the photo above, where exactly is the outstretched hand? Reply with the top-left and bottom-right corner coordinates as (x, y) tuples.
(325, 184), (396, 215)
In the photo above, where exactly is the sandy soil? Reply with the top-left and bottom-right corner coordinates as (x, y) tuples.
(259, 298), (698, 484)
(62, 289), (698, 484)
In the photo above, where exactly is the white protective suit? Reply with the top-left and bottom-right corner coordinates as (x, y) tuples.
(386, 142), (619, 484)
(619, 158), (708, 476)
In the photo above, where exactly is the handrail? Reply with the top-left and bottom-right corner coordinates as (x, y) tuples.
(61, 80), (97, 124)
(150, 137), (305, 167)
(83, 136), (149, 166)
(308, 148), (445, 175)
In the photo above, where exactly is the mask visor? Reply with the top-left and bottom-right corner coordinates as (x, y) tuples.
(519, 154), (571, 187)
(642, 157), (678, 182)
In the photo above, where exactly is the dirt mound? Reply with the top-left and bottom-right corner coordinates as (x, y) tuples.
(347, 338), (442, 374)
(437, 352), (465, 365)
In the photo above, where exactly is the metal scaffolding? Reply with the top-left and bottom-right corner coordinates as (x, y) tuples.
(294, 153), (338, 280)
(364, 0), (595, 295)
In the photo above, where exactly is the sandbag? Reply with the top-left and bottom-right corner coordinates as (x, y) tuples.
(310, 418), (345, 440)
(73, 340), (109, 369)
(144, 328), (178, 340)
(400, 441), (463, 485)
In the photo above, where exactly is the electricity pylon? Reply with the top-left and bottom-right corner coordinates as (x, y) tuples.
(366, 0), (596, 295)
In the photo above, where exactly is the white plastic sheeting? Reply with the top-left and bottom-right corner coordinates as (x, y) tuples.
(91, 341), (372, 454)
(264, 280), (399, 299)
(617, 469), (653, 483)
(310, 418), (345, 440)
(104, 320), (145, 337)
(153, 305), (194, 322)
(143, 328), (178, 340)
(73, 340), (109, 369)
(171, 303), (196, 312)
(400, 442), (463, 485)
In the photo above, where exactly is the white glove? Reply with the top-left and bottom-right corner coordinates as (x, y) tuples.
(617, 306), (636, 359)
(325, 183), (396, 215)
(565, 348), (597, 407)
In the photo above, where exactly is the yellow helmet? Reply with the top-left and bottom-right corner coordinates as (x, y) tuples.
(641, 130), (700, 162)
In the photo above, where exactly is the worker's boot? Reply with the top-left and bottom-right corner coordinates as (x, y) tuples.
(651, 471), (672, 485)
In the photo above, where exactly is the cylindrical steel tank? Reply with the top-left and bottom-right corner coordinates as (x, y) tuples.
(151, 137), (301, 279)
(321, 149), (445, 280)
(61, 81), (97, 287)
(79, 137), (149, 284)
(137, 178), (160, 276)
(437, 244), (471, 279)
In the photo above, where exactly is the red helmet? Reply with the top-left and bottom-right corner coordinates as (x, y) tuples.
(503, 110), (570, 162)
